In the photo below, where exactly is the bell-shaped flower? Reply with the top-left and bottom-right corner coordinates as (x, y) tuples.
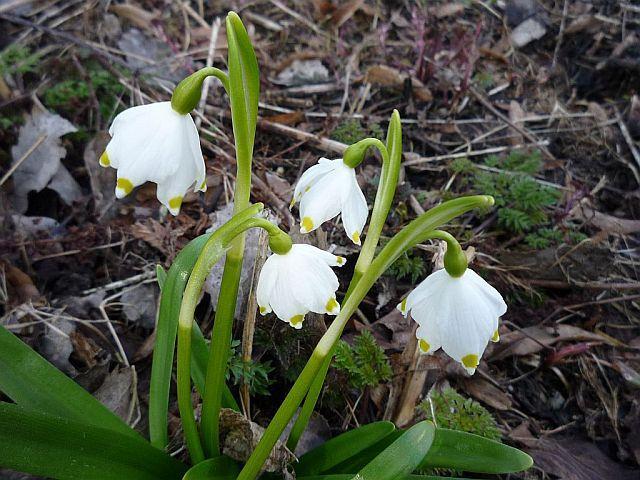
(397, 268), (506, 374)
(100, 101), (206, 215)
(292, 158), (368, 245)
(257, 243), (346, 329)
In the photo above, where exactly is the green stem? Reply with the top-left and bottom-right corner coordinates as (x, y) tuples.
(176, 210), (290, 463)
(347, 109), (402, 296)
(171, 67), (229, 114)
(200, 11), (259, 458)
(287, 111), (403, 451)
(238, 195), (494, 479)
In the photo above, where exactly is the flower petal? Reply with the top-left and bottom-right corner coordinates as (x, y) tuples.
(292, 158), (335, 204)
(340, 173), (368, 245)
(298, 164), (350, 233)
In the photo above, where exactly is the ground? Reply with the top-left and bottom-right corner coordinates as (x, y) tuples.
(1, 1), (639, 479)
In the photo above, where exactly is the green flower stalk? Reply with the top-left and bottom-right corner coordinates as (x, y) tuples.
(199, 11), (260, 458)
(238, 195), (494, 479)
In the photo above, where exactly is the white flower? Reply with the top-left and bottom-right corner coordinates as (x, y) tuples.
(397, 268), (507, 374)
(292, 158), (368, 245)
(257, 244), (346, 329)
(100, 101), (206, 215)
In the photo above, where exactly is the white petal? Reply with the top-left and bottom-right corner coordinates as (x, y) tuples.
(416, 323), (441, 354)
(298, 171), (345, 233)
(340, 172), (368, 245)
(256, 255), (279, 315)
(292, 243), (346, 267)
(292, 158), (335, 204)
(182, 113), (206, 192)
(156, 156), (201, 215)
(270, 265), (308, 327)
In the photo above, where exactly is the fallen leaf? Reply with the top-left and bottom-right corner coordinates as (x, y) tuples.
(530, 436), (639, 480)
(10, 214), (59, 235)
(274, 59), (329, 87)
(1, 260), (41, 305)
(430, 3), (465, 19)
(10, 108), (81, 212)
(264, 172), (292, 200)
(94, 367), (134, 421)
(365, 65), (433, 101)
(460, 377), (513, 411)
(508, 100), (526, 145)
(110, 3), (158, 29)
(39, 318), (76, 376)
(121, 283), (158, 329)
(491, 324), (614, 360)
(330, 0), (364, 27)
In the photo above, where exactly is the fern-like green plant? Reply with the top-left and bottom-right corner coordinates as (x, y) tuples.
(334, 330), (392, 390)
(226, 340), (274, 396)
(420, 387), (500, 441)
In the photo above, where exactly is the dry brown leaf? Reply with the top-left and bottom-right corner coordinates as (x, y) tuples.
(365, 65), (433, 101)
(460, 377), (513, 411)
(430, 3), (465, 19)
(331, 0), (364, 27)
(130, 219), (168, 254)
(530, 436), (639, 480)
(110, 3), (158, 29)
(1, 260), (41, 305)
(264, 111), (306, 126)
(491, 324), (615, 360)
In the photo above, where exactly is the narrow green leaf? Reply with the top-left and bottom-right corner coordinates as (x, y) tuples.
(182, 456), (240, 480)
(0, 326), (136, 438)
(149, 232), (212, 448)
(149, 224), (248, 448)
(296, 421), (396, 476)
(421, 428), (533, 473)
(352, 421), (435, 480)
(191, 323), (240, 411)
(156, 264), (167, 289)
(298, 476), (471, 480)
(0, 403), (186, 480)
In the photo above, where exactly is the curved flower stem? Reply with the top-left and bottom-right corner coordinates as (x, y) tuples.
(176, 208), (290, 464)
(239, 195), (494, 479)
(287, 110), (402, 451)
(171, 67), (230, 114)
(200, 11), (259, 458)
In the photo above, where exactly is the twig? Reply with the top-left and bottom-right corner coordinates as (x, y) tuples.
(269, 0), (329, 38)
(403, 141), (550, 165)
(240, 229), (269, 417)
(469, 86), (556, 161)
(0, 134), (46, 187)
(552, 0), (570, 69)
(614, 107), (640, 184)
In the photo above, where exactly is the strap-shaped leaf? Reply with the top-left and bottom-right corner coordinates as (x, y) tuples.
(0, 325), (136, 438)
(150, 227), (246, 448)
(182, 456), (240, 480)
(328, 427), (532, 475)
(0, 402), (186, 480)
(226, 11), (260, 154)
(352, 421), (435, 480)
(297, 476), (471, 480)
(296, 421), (396, 476)
(420, 428), (533, 473)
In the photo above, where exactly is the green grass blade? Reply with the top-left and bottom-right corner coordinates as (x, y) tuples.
(295, 421), (396, 476)
(0, 325), (136, 438)
(0, 402), (186, 480)
(352, 421), (435, 480)
(181, 456), (240, 479)
(421, 428), (533, 473)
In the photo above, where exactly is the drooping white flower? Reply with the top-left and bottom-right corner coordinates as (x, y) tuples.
(100, 101), (206, 215)
(257, 244), (346, 329)
(397, 268), (506, 374)
(292, 158), (368, 245)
